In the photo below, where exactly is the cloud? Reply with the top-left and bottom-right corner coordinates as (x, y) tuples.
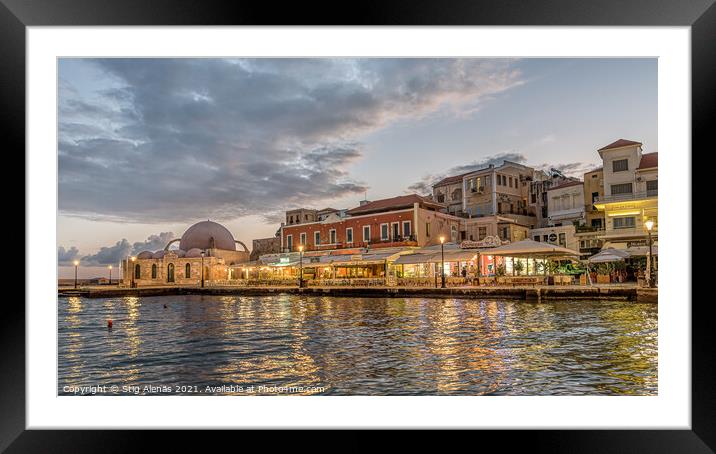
(132, 232), (175, 253)
(59, 58), (523, 223)
(536, 162), (599, 178)
(407, 152), (528, 195)
(58, 246), (81, 265)
(80, 239), (132, 266)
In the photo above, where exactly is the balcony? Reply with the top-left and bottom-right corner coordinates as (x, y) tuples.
(595, 190), (657, 204)
(284, 235), (418, 253)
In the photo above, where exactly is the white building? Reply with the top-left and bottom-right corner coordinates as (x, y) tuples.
(546, 181), (585, 227)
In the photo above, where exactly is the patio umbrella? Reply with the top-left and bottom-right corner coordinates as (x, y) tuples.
(485, 239), (580, 258)
(588, 248), (630, 263)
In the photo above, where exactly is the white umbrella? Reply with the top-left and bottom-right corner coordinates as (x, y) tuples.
(485, 239), (579, 258)
(588, 248), (630, 263)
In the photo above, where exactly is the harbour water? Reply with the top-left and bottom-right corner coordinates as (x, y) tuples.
(58, 295), (657, 395)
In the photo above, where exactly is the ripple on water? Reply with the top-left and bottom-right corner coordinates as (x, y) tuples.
(58, 295), (657, 396)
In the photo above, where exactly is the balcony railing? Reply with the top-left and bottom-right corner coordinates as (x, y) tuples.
(284, 235), (418, 253)
(595, 190), (657, 204)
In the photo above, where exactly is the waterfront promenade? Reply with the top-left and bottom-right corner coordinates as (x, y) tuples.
(59, 283), (657, 303)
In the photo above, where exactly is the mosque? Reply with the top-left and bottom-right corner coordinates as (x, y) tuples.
(121, 220), (250, 287)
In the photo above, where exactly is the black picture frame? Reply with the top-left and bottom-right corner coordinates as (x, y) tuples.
(4, 0), (709, 449)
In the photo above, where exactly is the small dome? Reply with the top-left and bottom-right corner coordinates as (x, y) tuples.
(185, 248), (204, 258)
(137, 251), (153, 259)
(152, 250), (166, 259)
(175, 249), (186, 257)
(179, 220), (236, 251)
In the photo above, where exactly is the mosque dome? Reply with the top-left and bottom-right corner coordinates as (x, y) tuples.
(152, 250), (166, 259)
(175, 249), (186, 258)
(179, 220), (236, 251)
(185, 248), (204, 258)
(137, 251), (154, 259)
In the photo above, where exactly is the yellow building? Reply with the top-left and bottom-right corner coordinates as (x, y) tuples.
(592, 139), (658, 249)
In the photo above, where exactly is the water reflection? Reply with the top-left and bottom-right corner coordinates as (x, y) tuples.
(58, 296), (657, 396)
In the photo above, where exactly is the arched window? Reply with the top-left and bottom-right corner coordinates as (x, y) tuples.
(185, 263), (191, 278)
(167, 263), (175, 283)
(134, 264), (141, 279)
(151, 264), (157, 279)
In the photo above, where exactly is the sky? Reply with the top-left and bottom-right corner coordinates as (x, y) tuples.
(57, 58), (657, 278)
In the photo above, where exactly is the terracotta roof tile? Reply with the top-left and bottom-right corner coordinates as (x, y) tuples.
(433, 173), (469, 187)
(346, 194), (442, 215)
(598, 139), (642, 151)
(638, 152), (658, 169)
(547, 180), (584, 191)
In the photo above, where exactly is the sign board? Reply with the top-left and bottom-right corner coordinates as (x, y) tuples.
(460, 235), (506, 249)
(549, 233), (558, 242)
(279, 257), (290, 264)
(310, 257), (320, 263)
(351, 255), (363, 261)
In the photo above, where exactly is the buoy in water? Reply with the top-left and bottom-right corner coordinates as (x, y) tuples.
(107, 319), (113, 329)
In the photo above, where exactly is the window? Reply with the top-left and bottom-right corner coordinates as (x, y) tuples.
(329, 229), (336, 244)
(500, 227), (509, 240)
(391, 223), (400, 239)
(167, 263), (175, 283)
(346, 228), (353, 243)
(363, 225), (371, 242)
(151, 264), (157, 279)
(478, 226), (487, 240)
(185, 263), (191, 278)
(497, 202), (502, 213)
(437, 193), (445, 203)
(591, 191), (599, 203)
(286, 234), (293, 251)
(380, 223), (389, 240)
(534, 236), (540, 242)
(558, 233), (566, 246)
(531, 193), (536, 203)
(509, 176), (513, 187)
(402, 221), (411, 237)
(613, 159), (629, 172)
(451, 225), (458, 242)
(314, 231), (320, 245)
(591, 218), (603, 229)
(300, 232), (306, 246)
(134, 264), (141, 279)
(425, 222), (431, 237)
(646, 180), (658, 195)
(613, 216), (636, 229)
(611, 183), (633, 195)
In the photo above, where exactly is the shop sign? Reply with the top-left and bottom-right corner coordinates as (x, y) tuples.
(460, 235), (505, 249)
(310, 257), (320, 263)
(548, 233), (557, 242)
(351, 255), (363, 261)
(279, 257), (290, 264)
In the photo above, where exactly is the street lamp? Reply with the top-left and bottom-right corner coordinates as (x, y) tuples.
(439, 235), (446, 288)
(201, 250), (206, 288)
(644, 219), (655, 288)
(298, 245), (304, 288)
(108, 265), (112, 285)
(130, 256), (136, 288)
(73, 260), (79, 289)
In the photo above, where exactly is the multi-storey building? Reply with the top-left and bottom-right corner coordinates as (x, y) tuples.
(285, 208), (317, 226)
(546, 180), (585, 227)
(528, 170), (580, 228)
(583, 167), (605, 229)
(280, 194), (463, 253)
(591, 139), (658, 249)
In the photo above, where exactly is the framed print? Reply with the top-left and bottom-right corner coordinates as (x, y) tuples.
(5, 0), (712, 449)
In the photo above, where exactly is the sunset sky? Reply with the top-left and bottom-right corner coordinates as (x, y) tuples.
(58, 57), (657, 277)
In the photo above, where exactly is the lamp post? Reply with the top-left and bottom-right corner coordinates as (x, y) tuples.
(73, 260), (79, 289)
(644, 219), (655, 288)
(201, 250), (205, 288)
(298, 245), (304, 288)
(440, 235), (446, 288)
(108, 265), (112, 285)
(130, 256), (136, 288)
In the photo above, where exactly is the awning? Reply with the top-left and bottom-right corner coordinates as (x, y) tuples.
(624, 246), (658, 257)
(394, 253), (438, 265)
